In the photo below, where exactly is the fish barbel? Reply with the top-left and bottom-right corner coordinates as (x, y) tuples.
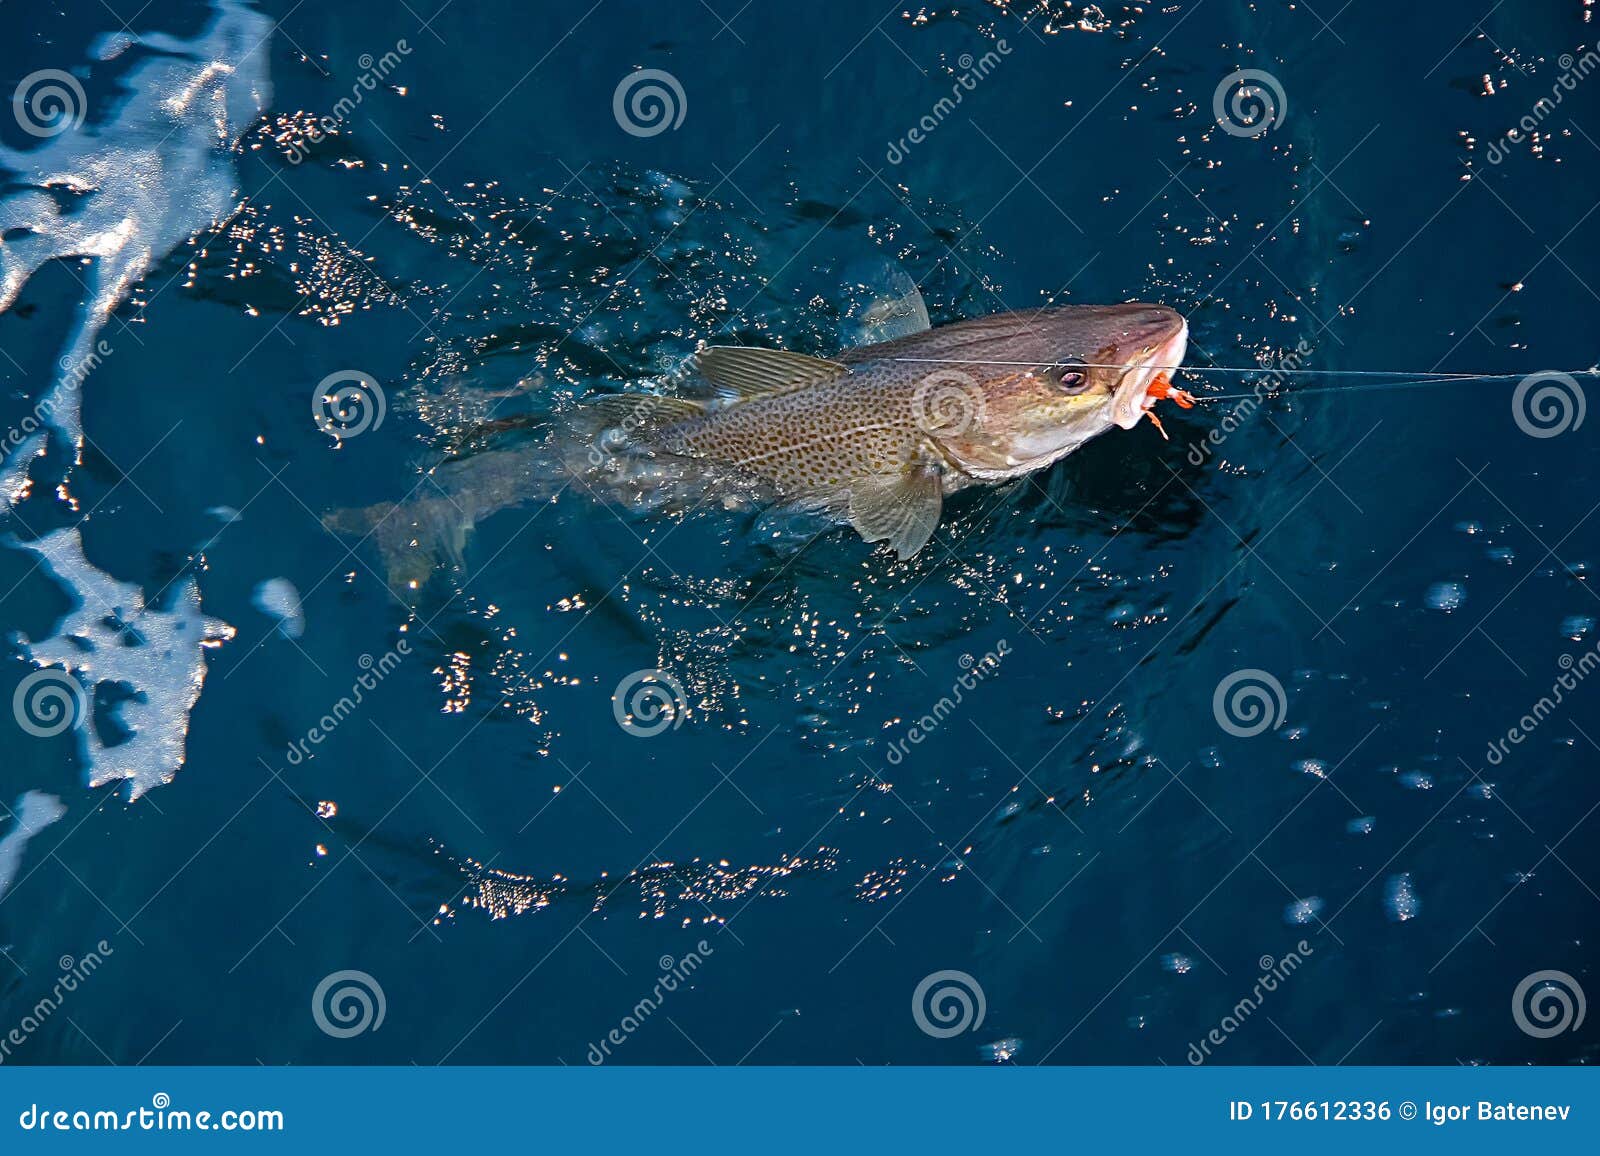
(583, 303), (1190, 558)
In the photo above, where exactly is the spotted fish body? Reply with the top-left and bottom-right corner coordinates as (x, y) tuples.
(663, 363), (947, 495)
(591, 303), (1190, 558)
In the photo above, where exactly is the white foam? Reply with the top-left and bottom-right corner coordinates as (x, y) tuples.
(0, 791), (67, 901)
(0, 0), (272, 446)
(12, 528), (235, 799)
(0, 1), (265, 799)
(252, 577), (305, 638)
(1283, 896), (1324, 925)
(1384, 872), (1421, 922)
(0, 433), (46, 506)
(89, 32), (139, 62)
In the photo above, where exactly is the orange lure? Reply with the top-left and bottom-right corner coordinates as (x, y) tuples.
(1141, 373), (1196, 440)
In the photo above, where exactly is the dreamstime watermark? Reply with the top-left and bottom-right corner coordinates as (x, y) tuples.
(284, 42), (413, 164)
(2, 341), (113, 464)
(611, 668), (689, 737)
(885, 41), (1011, 164)
(1187, 339), (1312, 465)
(12, 668), (88, 739)
(284, 641), (410, 765)
(1186, 941), (1314, 1064)
(16, 1094), (284, 1133)
(1510, 371), (1585, 438)
(0, 942), (114, 1064)
(12, 69), (86, 138)
(1484, 640), (1600, 766)
(1484, 49), (1600, 165)
(1212, 668), (1287, 737)
(311, 970), (386, 1038)
(884, 640), (1009, 766)
(585, 392), (680, 467)
(911, 369), (987, 438)
(613, 69), (686, 137)
(1511, 970), (1586, 1038)
(1214, 68), (1287, 138)
(912, 969), (986, 1038)
(312, 369), (386, 439)
(586, 942), (713, 1063)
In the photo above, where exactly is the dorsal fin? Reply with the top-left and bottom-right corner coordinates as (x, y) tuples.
(696, 346), (849, 399)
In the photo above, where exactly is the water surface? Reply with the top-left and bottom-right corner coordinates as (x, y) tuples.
(1, 0), (1597, 1065)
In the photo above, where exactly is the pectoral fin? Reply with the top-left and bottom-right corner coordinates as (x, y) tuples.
(847, 462), (943, 560)
(838, 257), (932, 346)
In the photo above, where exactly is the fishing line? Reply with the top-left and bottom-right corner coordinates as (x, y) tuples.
(891, 358), (1498, 378)
(1193, 376), (1515, 402)
(887, 357), (1600, 403)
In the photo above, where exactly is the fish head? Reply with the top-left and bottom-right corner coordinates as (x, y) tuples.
(906, 303), (1188, 478)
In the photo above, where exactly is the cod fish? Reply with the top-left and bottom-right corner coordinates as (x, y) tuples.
(583, 302), (1190, 558)
(327, 302), (1191, 588)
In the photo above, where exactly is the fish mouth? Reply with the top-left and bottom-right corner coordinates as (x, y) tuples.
(1109, 316), (1189, 430)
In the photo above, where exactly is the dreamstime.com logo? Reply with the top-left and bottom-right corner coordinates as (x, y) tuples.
(1214, 68), (1287, 139)
(611, 668), (689, 737)
(1188, 942), (1315, 1064)
(912, 970), (986, 1038)
(1484, 640), (1600, 766)
(3, 340), (113, 465)
(884, 640), (1009, 766)
(0, 941), (114, 1065)
(587, 943), (714, 1063)
(311, 970), (386, 1038)
(312, 369), (386, 439)
(12, 69), (86, 138)
(1484, 49), (1600, 165)
(885, 40), (1011, 163)
(1512, 970), (1586, 1039)
(1186, 338), (1312, 465)
(17, 1094), (283, 1133)
(12, 668), (88, 738)
(1511, 371), (1585, 438)
(285, 641), (410, 765)
(1212, 668), (1287, 737)
(585, 392), (679, 467)
(285, 41), (413, 164)
(613, 69), (686, 137)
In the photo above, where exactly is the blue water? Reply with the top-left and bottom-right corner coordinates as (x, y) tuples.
(2, 0), (1598, 1067)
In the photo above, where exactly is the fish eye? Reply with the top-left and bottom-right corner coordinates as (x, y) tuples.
(1053, 359), (1090, 394)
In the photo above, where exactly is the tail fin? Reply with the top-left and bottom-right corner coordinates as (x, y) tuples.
(323, 441), (571, 597)
(322, 496), (471, 596)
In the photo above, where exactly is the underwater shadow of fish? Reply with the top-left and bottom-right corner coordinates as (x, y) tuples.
(319, 429), (800, 604)
(1011, 431), (1215, 545)
(320, 264), (938, 595)
(320, 436), (573, 597)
